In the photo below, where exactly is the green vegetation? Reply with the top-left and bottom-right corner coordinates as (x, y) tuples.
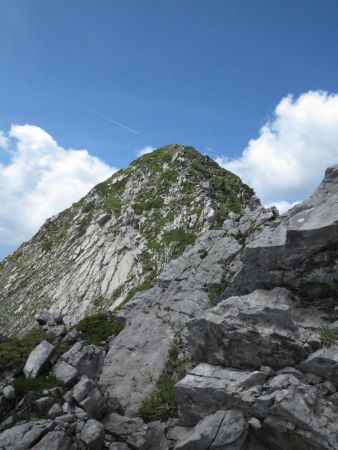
(75, 312), (125, 346)
(124, 276), (155, 303)
(207, 272), (229, 307)
(96, 176), (127, 215)
(162, 228), (197, 258)
(138, 344), (189, 422)
(40, 239), (53, 252)
(320, 326), (337, 347)
(93, 295), (105, 308)
(0, 327), (47, 377)
(12, 374), (59, 397)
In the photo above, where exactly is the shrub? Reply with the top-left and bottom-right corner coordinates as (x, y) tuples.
(75, 312), (125, 346)
(138, 345), (189, 422)
(0, 327), (47, 377)
(320, 326), (336, 347)
(12, 374), (59, 397)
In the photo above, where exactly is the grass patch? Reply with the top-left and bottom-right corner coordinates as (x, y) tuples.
(208, 273), (229, 307)
(12, 373), (59, 397)
(75, 312), (125, 346)
(0, 327), (47, 377)
(138, 345), (189, 422)
(320, 326), (336, 347)
(124, 276), (155, 303)
(162, 228), (197, 258)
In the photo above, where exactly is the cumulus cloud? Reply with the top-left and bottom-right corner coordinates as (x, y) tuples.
(0, 124), (117, 248)
(137, 146), (155, 157)
(217, 91), (338, 212)
(0, 131), (9, 149)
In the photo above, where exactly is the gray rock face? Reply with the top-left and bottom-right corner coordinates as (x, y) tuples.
(53, 361), (79, 386)
(104, 413), (148, 449)
(225, 165), (338, 300)
(100, 229), (248, 414)
(68, 375), (104, 418)
(61, 341), (104, 380)
(175, 409), (248, 450)
(175, 364), (267, 426)
(187, 288), (322, 370)
(103, 413), (168, 450)
(299, 345), (338, 387)
(175, 363), (338, 450)
(30, 430), (74, 450)
(2, 385), (15, 400)
(80, 419), (105, 450)
(23, 340), (55, 379)
(0, 420), (56, 450)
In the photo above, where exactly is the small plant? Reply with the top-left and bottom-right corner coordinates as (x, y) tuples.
(0, 327), (47, 377)
(207, 272), (229, 307)
(138, 345), (189, 422)
(75, 312), (125, 346)
(320, 326), (336, 347)
(40, 240), (52, 252)
(162, 228), (197, 258)
(93, 295), (105, 307)
(12, 373), (59, 397)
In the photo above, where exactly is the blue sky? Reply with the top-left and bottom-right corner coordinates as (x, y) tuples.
(1, 0), (338, 257)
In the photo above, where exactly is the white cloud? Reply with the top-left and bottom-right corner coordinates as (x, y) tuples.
(0, 124), (117, 248)
(217, 91), (338, 212)
(137, 146), (155, 157)
(0, 131), (9, 149)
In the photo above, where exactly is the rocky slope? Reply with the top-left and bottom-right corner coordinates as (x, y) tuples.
(2, 151), (338, 449)
(0, 145), (255, 335)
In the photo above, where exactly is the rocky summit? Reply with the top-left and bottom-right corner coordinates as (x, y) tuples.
(1, 147), (338, 450)
(0, 145), (254, 335)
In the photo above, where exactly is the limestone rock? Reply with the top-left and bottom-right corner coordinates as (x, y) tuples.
(2, 385), (15, 400)
(175, 409), (248, 450)
(187, 288), (321, 370)
(61, 341), (104, 380)
(23, 340), (55, 379)
(0, 419), (56, 450)
(53, 361), (79, 386)
(30, 430), (74, 450)
(175, 364), (267, 426)
(68, 375), (104, 418)
(80, 419), (105, 450)
(225, 165), (338, 301)
(299, 345), (338, 386)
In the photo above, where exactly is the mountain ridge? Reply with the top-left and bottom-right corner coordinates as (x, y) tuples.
(0, 144), (256, 335)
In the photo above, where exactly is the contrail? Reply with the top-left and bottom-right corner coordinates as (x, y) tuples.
(86, 108), (139, 135)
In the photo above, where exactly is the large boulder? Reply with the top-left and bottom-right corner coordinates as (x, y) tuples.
(175, 364), (267, 426)
(23, 340), (55, 379)
(80, 419), (105, 450)
(53, 361), (79, 387)
(187, 288), (322, 370)
(299, 345), (338, 386)
(0, 420), (56, 450)
(30, 430), (74, 450)
(67, 375), (104, 418)
(103, 413), (168, 449)
(225, 165), (338, 301)
(61, 341), (104, 380)
(175, 409), (248, 450)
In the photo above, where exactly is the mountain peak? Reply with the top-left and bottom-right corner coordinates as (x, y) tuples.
(0, 145), (256, 335)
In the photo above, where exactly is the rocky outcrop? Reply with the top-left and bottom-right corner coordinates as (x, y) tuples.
(225, 164), (338, 302)
(100, 202), (273, 415)
(186, 287), (323, 370)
